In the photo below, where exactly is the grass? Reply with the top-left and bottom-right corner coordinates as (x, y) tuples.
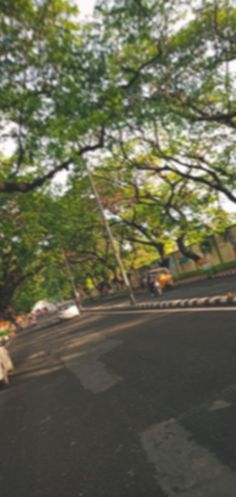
(213, 260), (236, 272)
(174, 270), (203, 281)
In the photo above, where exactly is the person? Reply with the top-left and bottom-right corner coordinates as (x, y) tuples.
(0, 338), (14, 385)
(147, 274), (155, 296)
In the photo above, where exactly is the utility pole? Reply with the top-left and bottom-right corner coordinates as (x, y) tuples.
(86, 164), (136, 305)
(63, 252), (82, 312)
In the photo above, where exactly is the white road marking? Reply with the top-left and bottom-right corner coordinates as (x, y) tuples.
(208, 400), (232, 411)
(63, 338), (123, 393)
(141, 419), (236, 497)
(85, 307), (236, 314)
(27, 351), (46, 360)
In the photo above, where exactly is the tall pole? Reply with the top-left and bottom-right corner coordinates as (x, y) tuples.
(86, 164), (136, 305)
(63, 252), (81, 312)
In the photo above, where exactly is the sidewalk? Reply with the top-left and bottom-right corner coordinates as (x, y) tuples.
(175, 268), (236, 286)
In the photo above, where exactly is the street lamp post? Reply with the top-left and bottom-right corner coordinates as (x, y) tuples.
(86, 164), (136, 305)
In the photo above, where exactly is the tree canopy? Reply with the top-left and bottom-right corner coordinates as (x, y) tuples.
(0, 0), (107, 193)
(0, 0), (236, 317)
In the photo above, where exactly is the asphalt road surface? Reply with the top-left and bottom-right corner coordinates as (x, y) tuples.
(153, 274), (236, 301)
(1, 307), (236, 497)
(88, 275), (236, 307)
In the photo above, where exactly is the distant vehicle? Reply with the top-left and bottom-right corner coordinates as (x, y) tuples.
(147, 268), (174, 296)
(32, 300), (57, 314)
(58, 304), (80, 320)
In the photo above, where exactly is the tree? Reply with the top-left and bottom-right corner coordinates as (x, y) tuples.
(0, 191), (55, 317)
(0, 0), (106, 194)
(92, 148), (233, 264)
(95, 0), (236, 204)
(2, 0), (236, 317)
(5, 175), (129, 315)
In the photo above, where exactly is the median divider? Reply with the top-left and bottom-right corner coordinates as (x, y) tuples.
(84, 293), (236, 312)
(213, 269), (236, 279)
(136, 294), (236, 310)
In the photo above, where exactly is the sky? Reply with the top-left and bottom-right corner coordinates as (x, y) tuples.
(77, 0), (96, 17)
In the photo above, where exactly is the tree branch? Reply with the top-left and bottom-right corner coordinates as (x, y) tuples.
(0, 128), (105, 194)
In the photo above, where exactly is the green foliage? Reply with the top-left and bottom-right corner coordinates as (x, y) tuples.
(1, 0), (236, 315)
(95, 0), (236, 203)
(0, 0), (110, 194)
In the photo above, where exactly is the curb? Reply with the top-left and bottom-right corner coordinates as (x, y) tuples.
(175, 269), (236, 287)
(213, 269), (236, 279)
(175, 276), (206, 286)
(135, 294), (236, 310)
(84, 294), (236, 312)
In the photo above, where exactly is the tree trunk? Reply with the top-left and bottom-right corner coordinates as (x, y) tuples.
(177, 236), (201, 262)
(154, 242), (170, 268)
(0, 286), (16, 320)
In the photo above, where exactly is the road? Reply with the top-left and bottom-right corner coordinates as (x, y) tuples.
(153, 274), (236, 301)
(87, 274), (236, 307)
(1, 307), (236, 496)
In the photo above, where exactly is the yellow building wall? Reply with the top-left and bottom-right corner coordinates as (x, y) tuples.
(168, 226), (236, 277)
(215, 234), (235, 262)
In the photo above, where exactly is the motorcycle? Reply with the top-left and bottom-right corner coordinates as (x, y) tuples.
(0, 336), (14, 387)
(147, 277), (163, 297)
(147, 268), (174, 297)
(153, 280), (163, 297)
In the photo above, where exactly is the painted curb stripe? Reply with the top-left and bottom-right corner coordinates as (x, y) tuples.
(85, 294), (236, 311)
